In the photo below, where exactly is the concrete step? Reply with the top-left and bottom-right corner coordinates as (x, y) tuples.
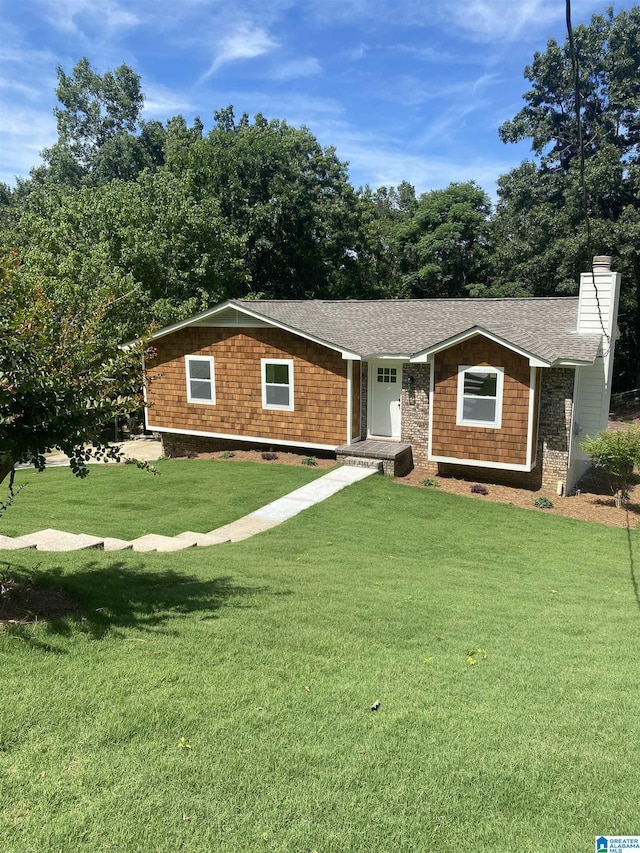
(130, 534), (197, 553)
(102, 537), (134, 551)
(14, 528), (104, 552)
(0, 534), (37, 550)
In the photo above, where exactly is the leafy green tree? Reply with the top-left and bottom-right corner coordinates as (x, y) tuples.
(36, 58), (164, 186)
(172, 107), (367, 299)
(499, 7), (640, 169)
(494, 7), (640, 387)
(0, 251), (147, 488)
(387, 182), (492, 298)
(11, 171), (247, 340)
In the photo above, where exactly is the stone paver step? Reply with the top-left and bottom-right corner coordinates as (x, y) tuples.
(15, 528), (104, 552)
(0, 534), (37, 550)
(102, 537), (134, 551)
(130, 534), (197, 553)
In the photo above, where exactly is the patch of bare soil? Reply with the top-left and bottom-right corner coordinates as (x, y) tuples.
(0, 576), (82, 625)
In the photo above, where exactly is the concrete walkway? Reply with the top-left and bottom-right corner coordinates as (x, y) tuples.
(0, 464), (378, 553)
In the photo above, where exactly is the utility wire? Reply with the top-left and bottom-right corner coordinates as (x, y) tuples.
(565, 0), (611, 352)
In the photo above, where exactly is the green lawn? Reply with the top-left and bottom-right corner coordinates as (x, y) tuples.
(1, 468), (639, 852)
(2, 459), (328, 539)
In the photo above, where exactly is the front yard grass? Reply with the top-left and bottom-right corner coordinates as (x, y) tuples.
(1, 472), (639, 852)
(2, 459), (328, 539)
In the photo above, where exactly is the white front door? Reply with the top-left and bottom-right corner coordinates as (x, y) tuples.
(369, 360), (402, 439)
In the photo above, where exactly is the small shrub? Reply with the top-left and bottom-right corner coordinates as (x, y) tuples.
(220, 450), (235, 459)
(581, 428), (640, 507)
(420, 477), (440, 488)
(533, 496), (554, 509)
(470, 483), (489, 495)
(262, 452), (278, 461)
(301, 456), (318, 466)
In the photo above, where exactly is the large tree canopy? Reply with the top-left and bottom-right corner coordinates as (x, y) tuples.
(37, 58), (165, 186)
(171, 107), (368, 300)
(499, 6), (640, 169)
(494, 6), (640, 387)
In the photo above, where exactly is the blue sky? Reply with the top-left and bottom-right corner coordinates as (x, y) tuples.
(0, 0), (635, 199)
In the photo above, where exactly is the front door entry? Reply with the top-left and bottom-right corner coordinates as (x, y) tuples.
(369, 360), (402, 439)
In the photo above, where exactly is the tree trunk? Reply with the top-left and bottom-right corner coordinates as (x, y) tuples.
(0, 455), (15, 488)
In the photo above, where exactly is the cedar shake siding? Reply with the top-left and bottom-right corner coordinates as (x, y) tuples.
(146, 327), (348, 446)
(430, 337), (532, 466)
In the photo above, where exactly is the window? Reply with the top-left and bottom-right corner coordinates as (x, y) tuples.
(261, 359), (294, 411)
(186, 355), (216, 404)
(377, 366), (397, 383)
(456, 365), (503, 428)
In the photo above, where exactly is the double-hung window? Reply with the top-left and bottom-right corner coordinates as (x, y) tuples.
(456, 365), (503, 428)
(261, 358), (294, 411)
(186, 355), (216, 404)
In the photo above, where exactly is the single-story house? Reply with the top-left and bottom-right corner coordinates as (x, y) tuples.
(141, 256), (620, 493)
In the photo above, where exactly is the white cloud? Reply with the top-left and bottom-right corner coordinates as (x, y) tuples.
(203, 26), (278, 79)
(270, 57), (322, 81)
(37, 0), (140, 35)
(142, 83), (197, 118)
(0, 106), (56, 186)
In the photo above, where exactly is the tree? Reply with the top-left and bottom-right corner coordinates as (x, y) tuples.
(372, 182), (492, 298)
(0, 251), (147, 488)
(36, 58), (164, 186)
(171, 107), (367, 299)
(494, 7), (640, 388)
(499, 7), (640, 169)
(9, 171), (247, 341)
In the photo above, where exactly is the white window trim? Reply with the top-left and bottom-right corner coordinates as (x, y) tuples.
(456, 365), (504, 429)
(185, 355), (216, 405)
(261, 358), (294, 412)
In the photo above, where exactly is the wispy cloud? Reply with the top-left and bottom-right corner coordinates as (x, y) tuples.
(270, 57), (322, 81)
(202, 26), (278, 80)
(35, 0), (140, 35)
(142, 83), (197, 119)
(0, 106), (56, 186)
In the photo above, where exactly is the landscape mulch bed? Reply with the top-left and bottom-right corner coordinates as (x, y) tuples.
(396, 467), (639, 529)
(186, 449), (337, 469)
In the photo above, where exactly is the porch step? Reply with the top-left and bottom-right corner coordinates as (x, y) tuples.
(339, 456), (384, 472)
(335, 441), (413, 477)
(14, 528), (104, 552)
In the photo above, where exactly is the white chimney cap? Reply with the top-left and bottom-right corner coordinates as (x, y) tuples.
(593, 255), (612, 269)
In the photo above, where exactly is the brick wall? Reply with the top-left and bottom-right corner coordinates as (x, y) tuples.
(401, 363), (431, 467)
(360, 360), (368, 439)
(536, 367), (574, 491)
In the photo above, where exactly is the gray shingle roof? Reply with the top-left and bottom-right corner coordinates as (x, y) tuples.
(232, 298), (602, 364)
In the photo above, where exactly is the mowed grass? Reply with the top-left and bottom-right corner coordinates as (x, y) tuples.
(2, 459), (328, 539)
(1, 471), (639, 852)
